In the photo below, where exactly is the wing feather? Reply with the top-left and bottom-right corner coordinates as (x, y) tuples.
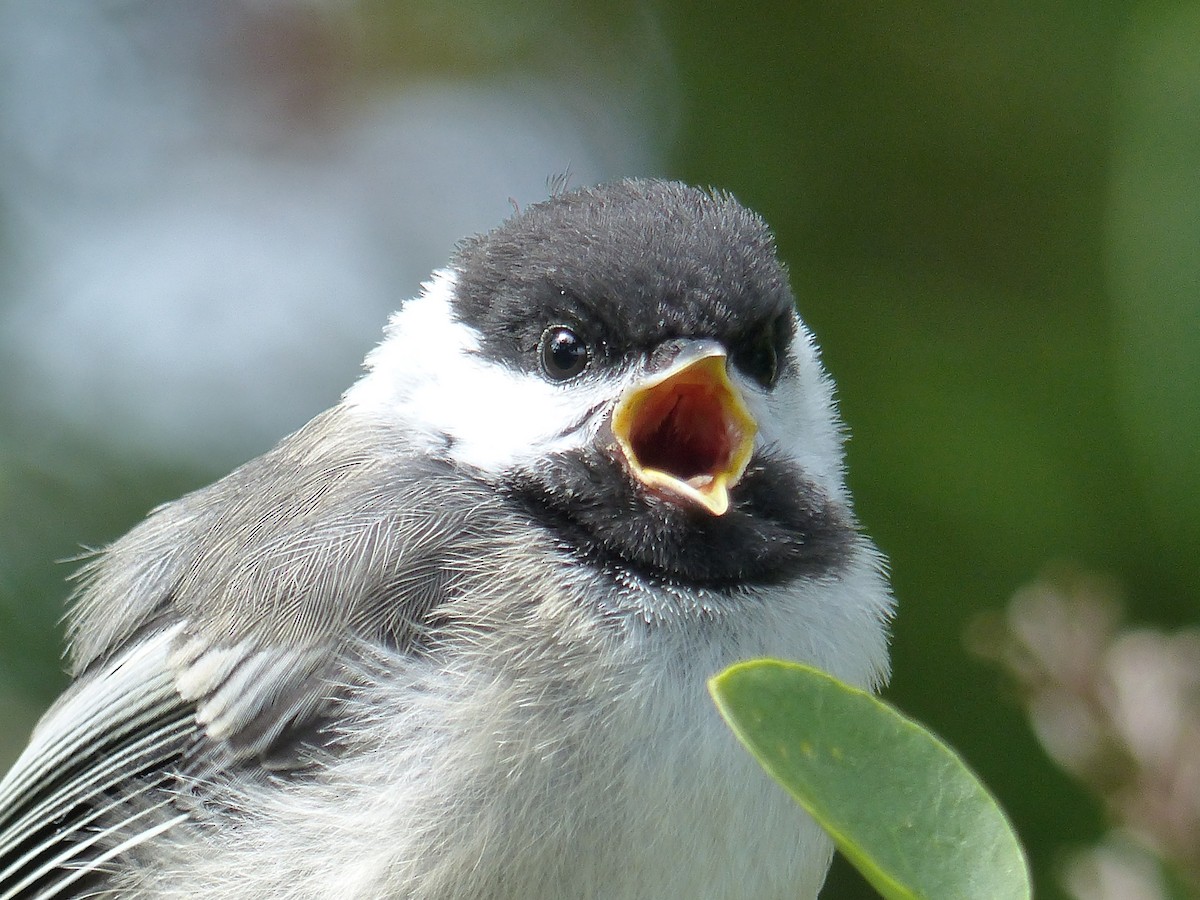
(0, 414), (488, 895)
(0, 627), (194, 898)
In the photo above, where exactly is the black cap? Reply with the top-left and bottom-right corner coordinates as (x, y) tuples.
(450, 179), (797, 380)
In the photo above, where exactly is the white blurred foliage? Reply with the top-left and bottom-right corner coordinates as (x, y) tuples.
(0, 1), (667, 467)
(977, 571), (1200, 898)
(1063, 833), (1170, 900)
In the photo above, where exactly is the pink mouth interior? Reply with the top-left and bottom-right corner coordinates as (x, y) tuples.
(628, 381), (733, 486)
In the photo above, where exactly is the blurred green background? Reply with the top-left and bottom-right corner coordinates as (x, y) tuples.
(2, 3), (1198, 897)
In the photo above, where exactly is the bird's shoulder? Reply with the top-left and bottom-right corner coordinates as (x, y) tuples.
(0, 405), (496, 897)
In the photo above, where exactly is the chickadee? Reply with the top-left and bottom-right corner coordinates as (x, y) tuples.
(0, 179), (892, 899)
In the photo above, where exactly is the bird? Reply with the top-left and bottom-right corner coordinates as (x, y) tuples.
(0, 178), (892, 899)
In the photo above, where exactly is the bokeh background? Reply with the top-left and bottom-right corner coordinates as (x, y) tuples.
(2, 3), (1198, 897)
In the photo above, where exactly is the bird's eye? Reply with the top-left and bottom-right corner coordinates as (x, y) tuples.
(733, 323), (781, 388)
(539, 326), (589, 381)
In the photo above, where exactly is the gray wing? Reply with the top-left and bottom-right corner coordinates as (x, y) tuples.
(0, 625), (355, 900)
(0, 628), (190, 900)
(0, 408), (491, 898)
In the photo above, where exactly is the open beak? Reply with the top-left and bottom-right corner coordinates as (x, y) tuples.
(612, 342), (757, 516)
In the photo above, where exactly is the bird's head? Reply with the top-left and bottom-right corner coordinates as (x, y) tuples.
(346, 180), (856, 590)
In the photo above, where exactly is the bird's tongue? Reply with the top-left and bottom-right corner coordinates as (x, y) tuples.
(612, 353), (756, 516)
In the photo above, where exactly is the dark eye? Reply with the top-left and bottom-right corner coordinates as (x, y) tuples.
(539, 326), (589, 380)
(733, 321), (782, 388)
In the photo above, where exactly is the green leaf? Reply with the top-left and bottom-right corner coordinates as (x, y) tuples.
(708, 659), (1030, 900)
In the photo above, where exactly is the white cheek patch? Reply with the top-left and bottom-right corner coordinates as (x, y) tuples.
(344, 270), (612, 476)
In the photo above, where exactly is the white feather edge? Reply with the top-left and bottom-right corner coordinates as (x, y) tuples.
(0, 621), (344, 897)
(0, 625), (184, 813)
(0, 624), (189, 899)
